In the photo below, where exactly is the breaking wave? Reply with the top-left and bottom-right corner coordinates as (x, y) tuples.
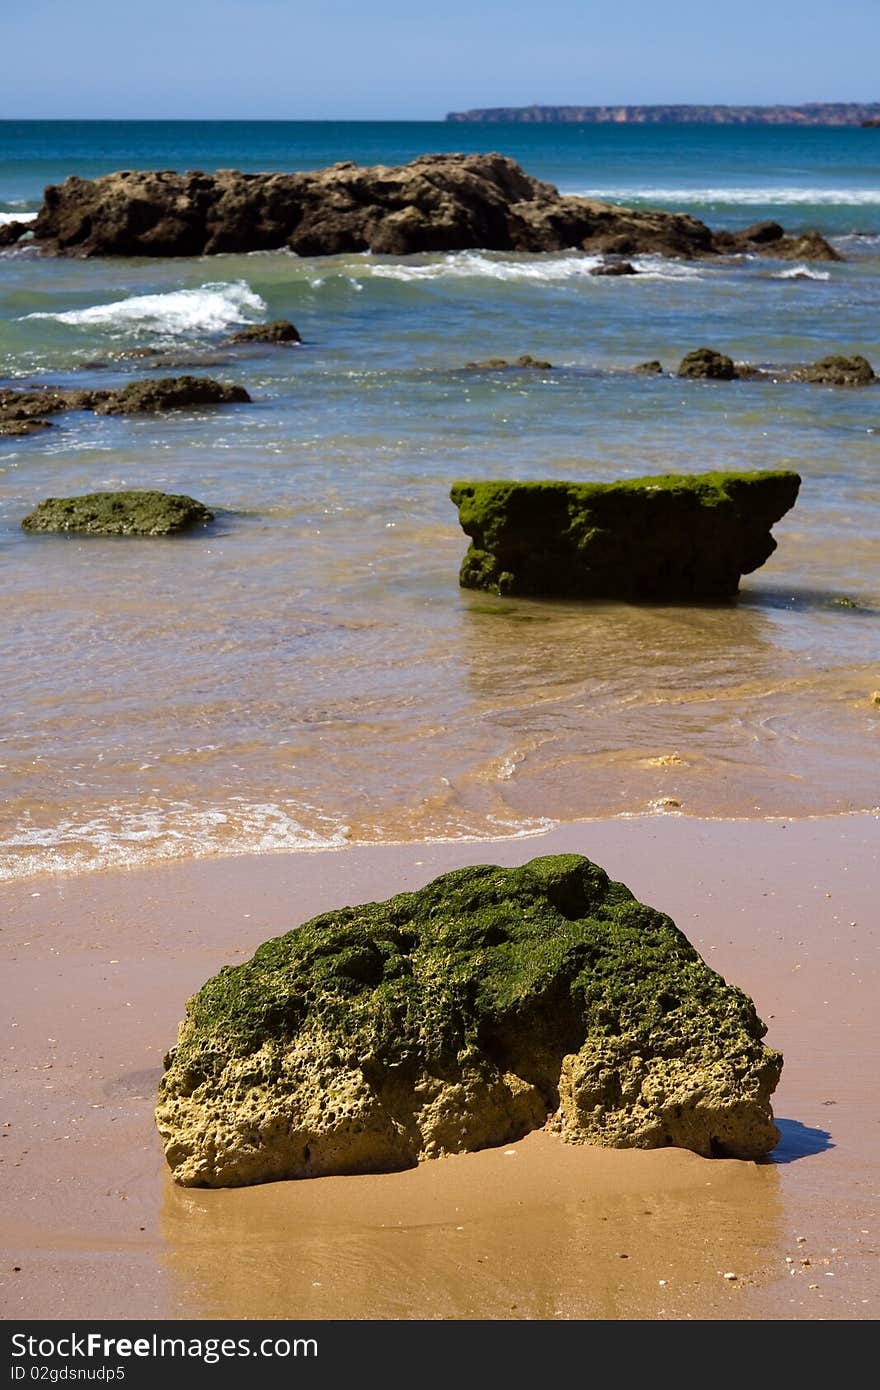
(367, 250), (703, 284)
(565, 185), (880, 207)
(23, 279), (266, 337)
(772, 264), (832, 281)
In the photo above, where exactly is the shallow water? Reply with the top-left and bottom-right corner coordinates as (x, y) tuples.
(1, 124), (878, 878)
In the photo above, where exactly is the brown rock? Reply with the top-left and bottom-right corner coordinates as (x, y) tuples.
(228, 319), (301, 345)
(676, 348), (739, 381)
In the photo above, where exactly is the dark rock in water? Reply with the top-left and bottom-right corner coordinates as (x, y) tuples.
(21, 490), (214, 537)
(590, 260), (638, 276)
(155, 852), (782, 1187)
(228, 319), (302, 345)
(634, 360), (664, 375)
(712, 223), (840, 261)
(25, 154), (807, 262)
(677, 348), (739, 380)
(450, 470), (801, 600)
(0, 417), (54, 436)
(94, 375), (251, 414)
(1, 376), (249, 431)
(791, 354), (876, 386)
(0, 220), (30, 247)
(466, 353), (553, 370)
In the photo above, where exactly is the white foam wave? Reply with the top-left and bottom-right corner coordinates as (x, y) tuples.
(566, 185), (880, 207)
(369, 250), (604, 283)
(23, 279), (267, 337)
(0, 211), (37, 225)
(773, 264), (831, 281)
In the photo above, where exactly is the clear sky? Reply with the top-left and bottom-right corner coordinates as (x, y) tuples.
(2, 0), (878, 120)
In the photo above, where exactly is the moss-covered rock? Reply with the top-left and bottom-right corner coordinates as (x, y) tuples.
(94, 375), (251, 413)
(156, 853), (782, 1187)
(228, 320), (301, 344)
(450, 470), (800, 600)
(791, 354), (876, 386)
(21, 490), (214, 536)
(677, 348), (739, 380)
(634, 359), (664, 374)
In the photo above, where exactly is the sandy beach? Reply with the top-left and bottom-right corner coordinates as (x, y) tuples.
(1, 812), (876, 1321)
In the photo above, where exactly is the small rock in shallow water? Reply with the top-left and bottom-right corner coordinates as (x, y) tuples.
(21, 490), (215, 537)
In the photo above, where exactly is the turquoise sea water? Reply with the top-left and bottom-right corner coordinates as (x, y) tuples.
(1, 123), (878, 879)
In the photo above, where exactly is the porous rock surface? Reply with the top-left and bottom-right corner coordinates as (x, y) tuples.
(30, 154), (838, 262)
(451, 470), (801, 600)
(156, 854), (782, 1188)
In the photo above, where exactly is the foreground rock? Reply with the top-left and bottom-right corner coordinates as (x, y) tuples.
(451, 470), (801, 600)
(29, 154), (837, 262)
(0, 220), (31, 248)
(156, 853), (782, 1186)
(652, 350), (877, 385)
(0, 375), (250, 433)
(227, 319), (301, 345)
(21, 490), (214, 536)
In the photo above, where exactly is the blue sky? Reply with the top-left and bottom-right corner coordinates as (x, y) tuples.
(2, 0), (878, 120)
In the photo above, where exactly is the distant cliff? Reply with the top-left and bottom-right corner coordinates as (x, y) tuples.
(446, 103), (880, 126)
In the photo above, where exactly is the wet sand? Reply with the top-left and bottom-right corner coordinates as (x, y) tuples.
(1, 814), (877, 1321)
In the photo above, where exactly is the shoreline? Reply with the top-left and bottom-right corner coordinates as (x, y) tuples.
(2, 812), (877, 1320)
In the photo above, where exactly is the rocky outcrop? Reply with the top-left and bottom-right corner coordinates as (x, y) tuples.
(156, 853), (782, 1187)
(21, 490), (214, 536)
(228, 320), (301, 344)
(660, 350), (877, 386)
(791, 354), (876, 386)
(451, 470), (801, 600)
(28, 154), (836, 262)
(712, 221), (841, 262)
(0, 220), (30, 248)
(677, 348), (739, 380)
(0, 376), (250, 433)
(634, 360), (664, 375)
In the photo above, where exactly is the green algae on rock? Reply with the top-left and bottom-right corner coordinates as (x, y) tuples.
(450, 469), (800, 600)
(156, 853), (782, 1188)
(22, 490), (214, 537)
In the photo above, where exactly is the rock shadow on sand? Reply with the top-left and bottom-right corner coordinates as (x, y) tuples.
(768, 1118), (834, 1164)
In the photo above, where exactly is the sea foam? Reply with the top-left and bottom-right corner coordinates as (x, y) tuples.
(0, 210), (37, 225)
(566, 185), (880, 207)
(24, 279), (267, 337)
(772, 264), (831, 281)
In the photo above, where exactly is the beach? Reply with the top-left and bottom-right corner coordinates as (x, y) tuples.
(2, 813), (877, 1321)
(1, 121), (879, 1325)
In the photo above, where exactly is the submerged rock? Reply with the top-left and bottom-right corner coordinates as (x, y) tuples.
(590, 260), (638, 276)
(228, 319), (302, 345)
(677, 347), (739, 380)
(634, 359), (664, 375)
(450, 469), (801, 600)
(156, 853), (782, 1187)
(21, 490), (214, 536)
(712, 222), (840, 262)
(0, 417), (53, 436)
(791, 354), (876, 386)
(465, 353), (553, 369)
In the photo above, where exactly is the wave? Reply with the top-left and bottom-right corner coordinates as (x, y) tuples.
(0, 210), (37, 225)
(367, 250), (703, 284)
(772, 264), (831, 281)
(565, 185), (880, 207)
(23, 279), (266, 337)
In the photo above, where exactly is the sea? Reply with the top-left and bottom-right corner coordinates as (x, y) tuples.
(1, 121), (878, 880)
